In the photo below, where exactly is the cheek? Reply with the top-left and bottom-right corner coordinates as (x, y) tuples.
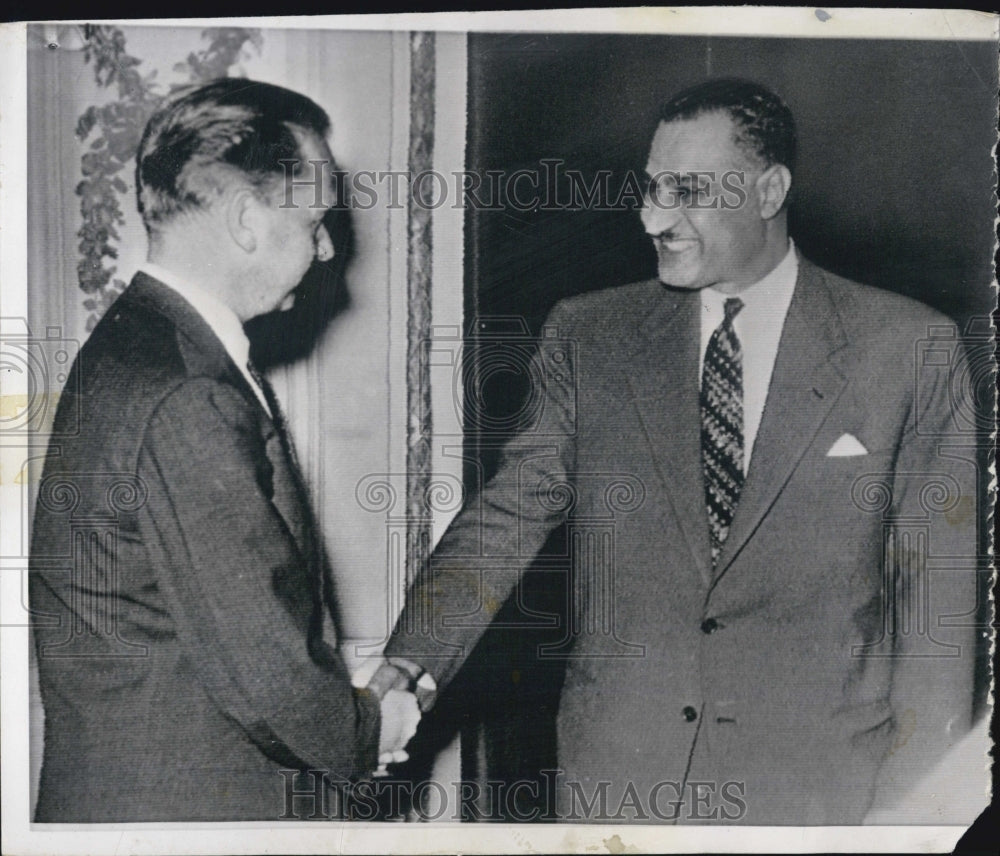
(276, 225), (313, 267)
(693, 208), (756, 246)
(685, 210), (726, 247)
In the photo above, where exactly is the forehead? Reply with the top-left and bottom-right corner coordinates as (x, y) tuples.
(292, 126), (333, 162)
(286, 126), (336, 210)
(645, 112), (745, 174)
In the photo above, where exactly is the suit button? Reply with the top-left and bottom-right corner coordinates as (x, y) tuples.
(701, 618), (719, 634)
(682, 705), (698, 722)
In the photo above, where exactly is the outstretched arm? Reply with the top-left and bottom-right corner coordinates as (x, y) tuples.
(377, 305), (580, 702)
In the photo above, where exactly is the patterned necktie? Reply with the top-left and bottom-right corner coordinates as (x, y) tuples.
(701, 296), (745, 568)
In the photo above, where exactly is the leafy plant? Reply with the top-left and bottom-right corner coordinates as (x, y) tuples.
(75, 25), (262, 330)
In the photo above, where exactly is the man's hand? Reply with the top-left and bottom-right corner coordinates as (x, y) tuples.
(360, 658), (436, 774)
(376, 688), (420, 773)
(366, 658), (438, 712)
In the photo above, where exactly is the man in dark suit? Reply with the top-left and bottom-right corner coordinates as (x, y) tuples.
(30, 79), (417, 822)
(371, 79), (982, 823)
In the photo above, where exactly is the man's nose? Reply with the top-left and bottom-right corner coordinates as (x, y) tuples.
(314, 223), (335, 262)
(640, 190), (686, 237)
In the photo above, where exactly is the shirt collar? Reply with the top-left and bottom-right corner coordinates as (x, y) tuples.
(702, 239), (799, 314)
(139, 261), (251, 373)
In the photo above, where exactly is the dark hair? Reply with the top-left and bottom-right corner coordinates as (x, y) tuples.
(659, 78), (796, 174)
(136, 78), (331, 228)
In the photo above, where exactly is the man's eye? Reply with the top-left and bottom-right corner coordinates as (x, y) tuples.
(646, 179), (690, 202)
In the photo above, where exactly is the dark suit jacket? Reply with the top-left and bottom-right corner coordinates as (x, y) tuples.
(30, 273), (379, 822)
(385, 258), (979, 824)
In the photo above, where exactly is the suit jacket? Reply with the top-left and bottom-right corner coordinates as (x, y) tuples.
(30, 273), (379, 822)
(385, 258), (979, 824)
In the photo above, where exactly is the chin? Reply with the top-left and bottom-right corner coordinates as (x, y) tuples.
(657, 264), (705, 290)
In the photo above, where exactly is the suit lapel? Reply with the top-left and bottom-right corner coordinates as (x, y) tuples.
(624, 285), (714, 587)
(122, 274), (312, 557)
(124, 272), (338, 654)
(712, 260), (849, 583)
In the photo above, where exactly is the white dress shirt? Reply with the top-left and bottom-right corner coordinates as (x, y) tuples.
(139, 262), (271, 417)
(699, 241), (798, 474)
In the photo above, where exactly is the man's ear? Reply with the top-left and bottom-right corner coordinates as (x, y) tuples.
(756, 164), (792, 220)
(226, 188), (259, 253)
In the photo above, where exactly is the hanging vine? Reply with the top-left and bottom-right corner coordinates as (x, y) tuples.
(75, 26), (263, 330)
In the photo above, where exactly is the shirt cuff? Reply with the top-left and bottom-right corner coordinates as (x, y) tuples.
(364, 658), (438, 712)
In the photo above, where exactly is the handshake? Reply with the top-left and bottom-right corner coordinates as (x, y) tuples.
(356, 657), (437, 775)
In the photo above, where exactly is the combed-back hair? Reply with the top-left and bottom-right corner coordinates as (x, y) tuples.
(659, 78), (796, 174)
(136, 78), (331, 229)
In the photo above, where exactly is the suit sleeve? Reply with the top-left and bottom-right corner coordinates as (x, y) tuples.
(137, 377), (379, 781)
(383, 304), (579, 693)
(869, 331), (983, 816)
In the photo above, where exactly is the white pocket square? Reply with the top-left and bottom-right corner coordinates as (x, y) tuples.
(827, 433), (868, 457)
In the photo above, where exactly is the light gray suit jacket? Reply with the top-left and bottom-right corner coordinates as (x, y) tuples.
(385, 258), (979, 823)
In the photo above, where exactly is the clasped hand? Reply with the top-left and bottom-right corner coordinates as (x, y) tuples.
(353, 657), (432, 774)
(376, 687), (420, 771)
(357, 659), (426, 775)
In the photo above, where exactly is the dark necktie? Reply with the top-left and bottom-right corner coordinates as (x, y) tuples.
(246, 360), (338, 654)
(701, 297), (745, 568)
(246, 360), (301, 474)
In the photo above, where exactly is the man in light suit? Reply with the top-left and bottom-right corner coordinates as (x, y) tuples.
(371, 79), (982, 823)
(30, 79), (417, 822)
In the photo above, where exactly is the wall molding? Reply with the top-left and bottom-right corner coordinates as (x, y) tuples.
(405, 31), (436, 586)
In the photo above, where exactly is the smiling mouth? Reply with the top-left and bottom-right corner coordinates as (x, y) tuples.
(656, 237), (699, 254)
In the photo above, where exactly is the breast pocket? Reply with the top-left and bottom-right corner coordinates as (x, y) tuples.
(784, 449), (897, 541)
